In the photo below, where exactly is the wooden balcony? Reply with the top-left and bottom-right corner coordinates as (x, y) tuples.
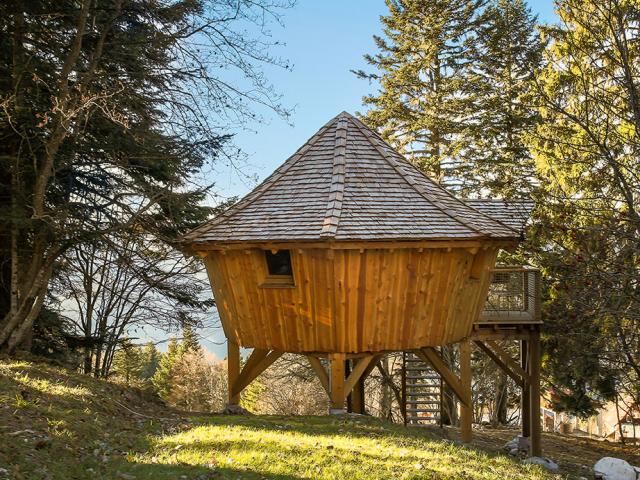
(477, 266), (542, 326)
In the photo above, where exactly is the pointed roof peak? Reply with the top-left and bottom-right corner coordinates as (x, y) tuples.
(182, 112), (525, 245)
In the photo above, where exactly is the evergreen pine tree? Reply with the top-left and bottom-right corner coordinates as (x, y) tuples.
(355, 0), (484, 185)
(463, 0), (543, 197)
(140, 342), (161, 381)
(180, 325), (201, 354)
(152, 337), (180, 399)
(111, 338), (143, 385)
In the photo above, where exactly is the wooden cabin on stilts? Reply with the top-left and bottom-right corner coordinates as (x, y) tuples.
(181, 112), (542, 455)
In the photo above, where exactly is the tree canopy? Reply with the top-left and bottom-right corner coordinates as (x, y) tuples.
(0, 0), (292, 352)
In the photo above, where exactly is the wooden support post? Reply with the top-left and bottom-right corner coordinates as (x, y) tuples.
(345, 359), (352, 413)
(460, 340), (473, 443)
(227, 339), (240, 405)
(329, 353), (346, 413)
(520, 339), (531, 440)
(350, 359), (366, 414)
(529, 330), (542, 456)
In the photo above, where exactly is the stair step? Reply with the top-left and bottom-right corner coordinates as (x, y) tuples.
(406, 399), (440, 404)
(406, 408), (440, 413)
(406, 375), (440, 380)
(405, 383), (440, 388)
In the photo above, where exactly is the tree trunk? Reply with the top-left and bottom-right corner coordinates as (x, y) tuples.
(492, 370), (508, 426)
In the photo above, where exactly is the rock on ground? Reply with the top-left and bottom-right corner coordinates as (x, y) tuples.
(220, 404), (252, 415)
(593, 457), (636, 480)
(523, 457), (559, 472)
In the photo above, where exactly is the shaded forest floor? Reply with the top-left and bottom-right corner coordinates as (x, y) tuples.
(1, 359), (638, 479)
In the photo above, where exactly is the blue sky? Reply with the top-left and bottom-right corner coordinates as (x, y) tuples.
(216, 0), (558, 200)
(169, 0), (559, 358)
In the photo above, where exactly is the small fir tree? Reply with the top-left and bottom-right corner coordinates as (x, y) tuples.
(140, 342), (161, 381)
(111, 339), (143, 385)
(152, 337), (180, 399)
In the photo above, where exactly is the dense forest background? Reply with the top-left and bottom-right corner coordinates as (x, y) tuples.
(1, 0), (638, 426)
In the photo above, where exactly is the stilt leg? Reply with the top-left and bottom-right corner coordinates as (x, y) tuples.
(345, 359), (353, 413)
(529, 330), (542, 456)
(460, 340), (473, 443)
(227, 339), (240, 405)
(329, 353), (346, 414)
(350, 359), (366, 414)
(521, 339), (531, 442)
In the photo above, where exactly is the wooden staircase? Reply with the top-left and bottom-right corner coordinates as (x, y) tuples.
(402, 352), (442, 427)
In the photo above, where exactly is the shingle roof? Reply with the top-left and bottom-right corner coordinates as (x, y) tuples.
(182, 112), (527, 245)
(465, 199), (534, 236)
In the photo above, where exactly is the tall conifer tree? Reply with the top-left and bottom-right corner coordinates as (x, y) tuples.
(356, 0), (542, 197)
(464, 0), (543, 197)
(354, 0), (484, 185)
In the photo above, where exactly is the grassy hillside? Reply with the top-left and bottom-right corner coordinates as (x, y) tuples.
(0, 359), (628, 479)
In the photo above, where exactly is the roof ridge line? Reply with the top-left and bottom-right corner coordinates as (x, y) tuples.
(347, 116), (491, 238)
(320, 116), (348, 238)
(180, 116), (338, 243)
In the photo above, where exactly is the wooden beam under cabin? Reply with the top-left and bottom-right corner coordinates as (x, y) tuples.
(329, 353), (346, 411)
(485, 340), (530, 382)
(227, 340), (240, 405)
(459, 340), (473, 443)
(232, 348), (270, 394)
(344, 355), (375, 395)
(521, 339), (531, 440)
(307, 355), (330, 395)
(474, 341), (525, 388)
(415, 347), (470, 408)
(231, 350), (283, 397)
(529, 330), (542, 456)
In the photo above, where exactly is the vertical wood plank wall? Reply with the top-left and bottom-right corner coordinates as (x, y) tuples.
(205, 246), (499, 353)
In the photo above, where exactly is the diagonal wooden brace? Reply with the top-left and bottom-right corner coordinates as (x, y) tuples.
(307, 355), (330, 395)
(344, 354), (377, 395)
(231, 349), (282, 397)
(475, 340), (529, 386)
(415, 347), (471, 408)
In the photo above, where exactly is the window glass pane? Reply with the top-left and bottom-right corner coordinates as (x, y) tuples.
(265, 250), (292, 276)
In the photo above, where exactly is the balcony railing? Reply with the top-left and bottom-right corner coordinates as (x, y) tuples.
(479, 266), (541, 324)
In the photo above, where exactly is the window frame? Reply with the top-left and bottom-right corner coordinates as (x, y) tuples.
(260, 249), (295, 288)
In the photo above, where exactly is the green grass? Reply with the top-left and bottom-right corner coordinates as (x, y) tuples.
(1, 359), (563, 479)
(130, 415), (558, 479)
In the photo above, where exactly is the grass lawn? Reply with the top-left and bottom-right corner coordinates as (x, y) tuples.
(1, 359), (636, 479)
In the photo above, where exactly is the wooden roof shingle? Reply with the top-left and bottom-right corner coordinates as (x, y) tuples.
(182, 112), (530, 245)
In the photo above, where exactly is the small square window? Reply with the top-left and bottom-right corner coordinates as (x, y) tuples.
(265, 250), (293, 275)
(261, 250), (294, 288)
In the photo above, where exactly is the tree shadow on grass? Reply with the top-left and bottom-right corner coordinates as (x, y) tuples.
(117, 461), (309, 480)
